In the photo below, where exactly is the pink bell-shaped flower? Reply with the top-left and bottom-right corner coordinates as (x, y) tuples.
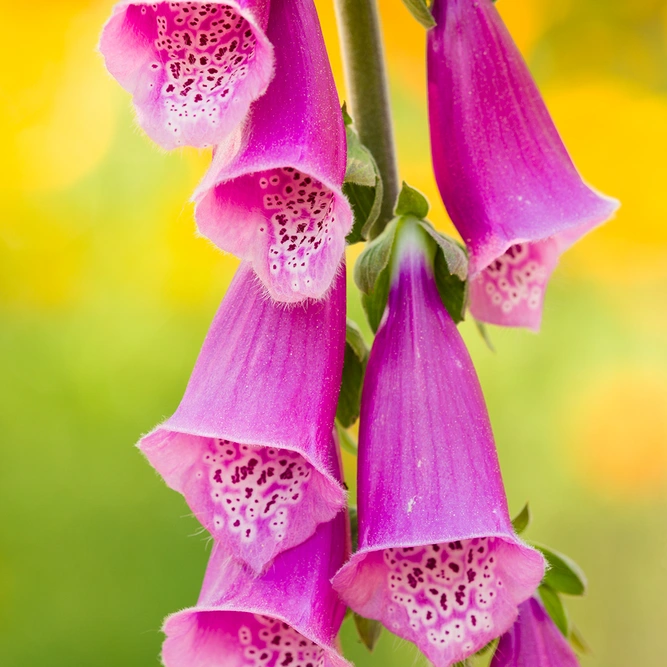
(194, 0), (352, 304)
(99, 1), (274, 149)
(162, 439), (351, 667)
(333, 221), (544, 666)
(139, 262), (347, 573)
(427, 0), (619, 330)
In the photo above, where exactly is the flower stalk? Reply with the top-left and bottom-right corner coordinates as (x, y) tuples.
(333, 0), (399, 236)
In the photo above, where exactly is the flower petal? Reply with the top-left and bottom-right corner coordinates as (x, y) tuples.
(194, 0), (351, 303)
(333, 223), (544, 666)
(427, 0), (618, 329)
(139, 262), (347, 573)
(491, 596), (580, 667)
(162, 453), (351, 667)
(99, 1), (274, 149)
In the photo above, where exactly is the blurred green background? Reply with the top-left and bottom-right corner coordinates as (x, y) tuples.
(1, 0), (667, 665)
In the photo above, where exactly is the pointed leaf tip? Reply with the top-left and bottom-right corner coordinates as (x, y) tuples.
(534, 544), (588, 596)
(511, 503), (531, 535)
(343, 109), (384, 243)
(538, 584), (570, 637)
(353, 613), (383, 652)
(394, 182), (430, 219)
(401, 0), (436, 28)
(570, 624), (593, 656)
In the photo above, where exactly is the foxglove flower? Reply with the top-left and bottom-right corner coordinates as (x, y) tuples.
(194, 0), (352, 304)
(99, 1), (274, 149)
(491, 596), (580, 667)
(427, 0), (619, 330)
(333, 222), (544, 666)
(139, 262), (346, 573)
(162, 441), (351, 667)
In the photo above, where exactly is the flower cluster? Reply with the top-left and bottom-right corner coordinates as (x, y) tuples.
(100, 0), (612, 665)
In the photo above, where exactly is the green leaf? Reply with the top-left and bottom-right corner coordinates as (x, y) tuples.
(341, 102), (353, 126)
(336, 420), (358, 455)
(348, 505), (358, 553)
(361, 268), (390, 333)
(401, 0), (436, 29)
(354, 216), (399, 294)
(394, 181), (430, 219)
(416, 221), (467, 280)
(415, 221), (468, 323)
(474, 319), (495, 352)
(511, 503), (531, 535)
(538, 584), (569, 637)
(570, 624), (593, 656)
(353, 613), (383, 652)
(336, 320), (369, 428)
(344, 181), (384, 244)
(343, 112), (383, 243)
(433, 251), (467, 323)
(534, 544), (588, 596)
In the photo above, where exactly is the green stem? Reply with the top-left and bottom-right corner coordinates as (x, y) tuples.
(333, 0), (399, 237)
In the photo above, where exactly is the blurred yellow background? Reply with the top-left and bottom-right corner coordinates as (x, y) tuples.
(1, 0), (666, 665)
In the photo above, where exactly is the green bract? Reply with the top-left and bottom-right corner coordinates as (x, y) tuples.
(336, 319), (370, 427)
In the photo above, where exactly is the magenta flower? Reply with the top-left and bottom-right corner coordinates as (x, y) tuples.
(139, 262), (347, 573)
(427, 0), (619, 330)
(332, 221), (544, 666)
(162, 453), (351, 667)
(99, 1), (274, 149)
(194, 0), (352, 304)
(491, 596), (580, 667)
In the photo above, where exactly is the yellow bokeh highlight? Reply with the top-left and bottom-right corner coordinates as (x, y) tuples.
(1, 2), (120, 193)
(567, 367), (667, 500)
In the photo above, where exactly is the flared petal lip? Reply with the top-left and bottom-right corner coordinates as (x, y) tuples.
(334, 529), (541, 578)
(192, 152), (349, 216)
(163, 604), (352, 667)
(98, 0), (275, 150)
(138, 422), (348, 503)
(468, 191), (620, 278)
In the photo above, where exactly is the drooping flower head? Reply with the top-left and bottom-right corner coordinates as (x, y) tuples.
(333, 219), (544, 666)
(162, 441), (351, 667)
(194, 0), (352, 304)
(491, 596), (580, 667)
(139, 262), (347, 573)
(427, 0), (619, 330)
(99, 1), (274, 149)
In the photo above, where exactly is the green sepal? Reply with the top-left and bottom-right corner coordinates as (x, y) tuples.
(336, 320), (370, 428)
(533, 544), (588, 596)
(343, 107), (383, 243)
(394, 181), (430, 219)
(354, 216), (399, 294)
(417, 220), (468, 323)
(474, 319), (495, 352)
(401, 0), (436, 29)
(570, 624), (593, 656)
(538, 584), (569, 636)
(354, 216), (399, 332)
(511, 503), (531, 535)
(353, 613), (383, 652)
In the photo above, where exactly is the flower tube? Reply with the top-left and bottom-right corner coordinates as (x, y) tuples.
(333, 220), (544, 666)
(194, 0), (352, 304)
(100, 1), (274, 149)
(139, 262), (346, 573)
(491, 596), (580, 667)
(162, 442), (350, 667)
(427, 0), (618, 330)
